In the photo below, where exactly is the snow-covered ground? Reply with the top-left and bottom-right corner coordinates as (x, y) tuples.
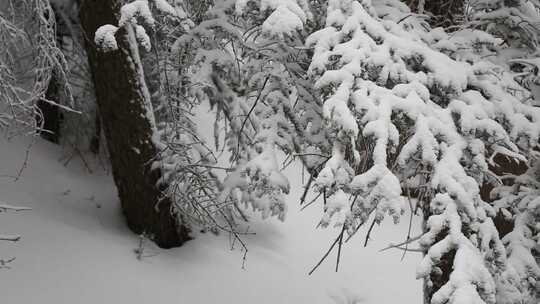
(0, 137), (421, 303)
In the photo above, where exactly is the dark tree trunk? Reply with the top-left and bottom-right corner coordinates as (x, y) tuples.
(38, 3), (63, 144)
(37, 70), (62, 144)
(89, 109), (101, 154)
(480, 152), (529, 238)
(79, 0), (190, 248)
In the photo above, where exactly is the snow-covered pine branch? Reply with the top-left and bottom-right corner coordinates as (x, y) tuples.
(110, 0), (327, 225)
(491, 157), (540, 303)
(94, 0), (318, 236)
(470, 0), (540, 51)
(94, 0), (192, 52)
(306, 0), (539, 303)
(92, 0), (540, 301)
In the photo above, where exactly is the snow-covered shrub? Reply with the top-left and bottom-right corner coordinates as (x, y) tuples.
(96, 0), (540, 302)
(307, 0), (539, 303)
(97, 0), (327, 230)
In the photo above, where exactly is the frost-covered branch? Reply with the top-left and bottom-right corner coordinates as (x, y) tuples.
(0, 203), (32, 212)
(92, 1), (540, 301)
(306, 0), (539, 303)
(0, 0), (73, 138)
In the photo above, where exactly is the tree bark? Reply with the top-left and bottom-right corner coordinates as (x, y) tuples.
(37, 70), (62, 144)
(79, 0), (190, 248)
(37, 3), (62, 144)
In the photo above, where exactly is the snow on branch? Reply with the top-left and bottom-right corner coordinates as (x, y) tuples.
(0, 234), (21, 242)
(0, 204), (32, 212)
(95, 0), (191, 52)
(91, 1), (540, 301)
(1, 0), (74, 137)
(306, 0), (540, 302)
(95, 24), (119, 51)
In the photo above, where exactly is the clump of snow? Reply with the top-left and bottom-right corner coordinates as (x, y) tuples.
(95, 24), (119, 52)
(262, 5), (304, 38)
(135, 25), (151, 51)
(119, 0), (155, 27)
(154, 0), (177, 16)
(234, 0), (308, 37)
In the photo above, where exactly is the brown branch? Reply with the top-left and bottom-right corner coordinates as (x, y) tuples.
(234, 75), (270, 161)
(402, 187), (415, 260)
(335, 226), (345, 272)
(0, 204), (32, 212)
(300, 192), (322, 211)
(0, 235), (21, 242)
(300, 173), (314, 205)
(363, 216), (378, 247)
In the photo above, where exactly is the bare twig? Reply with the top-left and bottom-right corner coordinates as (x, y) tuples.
(0, 257), (16, 269)
(233, 75), (270, 161)
(300, 192), (322, 211)
(401, 187), (415, 260)
(0, 203), (31, 212)
(379, 233), (425, 252)
(0, 234), (21, 242)
(300, 173), (315, 205)
(335, 226), (345, 272)
(308, 230), (342, 275)
(363, 216), (377, 247)
(14, 137), (35, 181)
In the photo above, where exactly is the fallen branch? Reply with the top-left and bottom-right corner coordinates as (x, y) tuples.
(0, 234), (21, 242)
(0, 203), (32, 212)
(0, 257), (16, 269)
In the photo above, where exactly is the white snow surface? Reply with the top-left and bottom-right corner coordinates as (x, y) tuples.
(0, 136), (421, 303)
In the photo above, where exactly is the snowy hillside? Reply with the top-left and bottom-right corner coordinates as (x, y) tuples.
(0, 137), (421, 304)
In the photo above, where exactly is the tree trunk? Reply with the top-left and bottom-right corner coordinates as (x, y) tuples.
(37, 70), (62, 143)
(37, 3), (62, 144)
(79, 0), (190, 248)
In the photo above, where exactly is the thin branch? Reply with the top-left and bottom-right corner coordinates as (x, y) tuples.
(401, 187), (415, 260)
(0, 203), (31, 212)
(387, 246), (424, 253)
(299, 173), (315, 205)
(379, 233), (425, 252)
(363, 216), (377, 247)
(0, 234), (21, 242)
(300, 192), (322, 211)
(345, 205), (376, 243)
(335, 226), (345, 272)
(234, 75), (270, 161)
(308, 230), (342, 275)
(0, 257), (16, 269)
